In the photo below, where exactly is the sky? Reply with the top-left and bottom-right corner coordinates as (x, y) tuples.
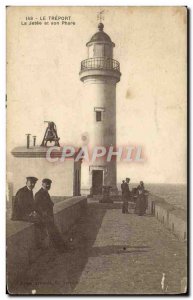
(7, 6), (187, 184)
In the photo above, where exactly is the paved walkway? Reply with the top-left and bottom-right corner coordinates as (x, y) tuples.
(17, 201), (187, 295)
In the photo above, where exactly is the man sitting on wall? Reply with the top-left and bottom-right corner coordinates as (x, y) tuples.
(11, 176), (39, 221)
(35, 178), (72, 252)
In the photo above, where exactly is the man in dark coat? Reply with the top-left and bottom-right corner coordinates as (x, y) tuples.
(122, 178), (130, 214)
(35, 178), (68, 252)
(11, 176), (38, 221)
(35, 178), (54, 219)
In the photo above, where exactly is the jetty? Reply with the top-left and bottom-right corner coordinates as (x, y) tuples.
(7, 195), (187, 295)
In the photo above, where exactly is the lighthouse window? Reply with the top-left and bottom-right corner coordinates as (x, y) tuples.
(96, 111), (102, 122)
(94, 44), (104, 57)
(104, 45), (112, 58)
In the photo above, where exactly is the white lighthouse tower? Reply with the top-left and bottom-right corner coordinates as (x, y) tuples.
(79, 23), (121, 196)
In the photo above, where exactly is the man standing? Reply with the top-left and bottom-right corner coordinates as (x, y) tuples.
(122, 178), (130, 214)
(121, 180), (125, 195)
(34, 178), (67, 252)
(12, 176), (38, 221)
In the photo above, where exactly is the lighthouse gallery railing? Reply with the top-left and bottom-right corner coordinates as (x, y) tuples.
(80, 58), (120, 72)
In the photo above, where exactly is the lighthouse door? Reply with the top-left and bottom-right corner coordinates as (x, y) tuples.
(92, 170), (103, 195)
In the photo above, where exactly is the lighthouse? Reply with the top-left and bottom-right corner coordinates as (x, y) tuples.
(79, 23), (121, 196)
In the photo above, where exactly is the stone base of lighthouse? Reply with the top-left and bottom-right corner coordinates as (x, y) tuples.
(80, 160), (118, 197)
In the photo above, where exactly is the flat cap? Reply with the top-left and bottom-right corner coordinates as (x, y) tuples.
(26, 176), (38, 182)
(42, 178), (52, 184)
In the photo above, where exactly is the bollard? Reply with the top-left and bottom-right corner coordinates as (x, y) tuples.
(26, 134), (31, 149)
(33, 136), (36, 147)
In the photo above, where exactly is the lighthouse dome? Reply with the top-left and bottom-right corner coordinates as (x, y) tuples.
(86, 23), (115, 46)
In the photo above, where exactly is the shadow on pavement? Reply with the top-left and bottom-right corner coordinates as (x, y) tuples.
(15, 202), (108, 294)
(64, 202), (108, 292)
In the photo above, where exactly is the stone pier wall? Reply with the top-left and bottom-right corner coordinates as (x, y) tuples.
(147, 194), (187, 242)
(7, 196), (87, 293)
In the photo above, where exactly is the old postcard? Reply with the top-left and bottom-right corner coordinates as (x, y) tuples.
(6, 6), (187, 295)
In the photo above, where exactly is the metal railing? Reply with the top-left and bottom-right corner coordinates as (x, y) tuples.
(80, 57), (120, 72)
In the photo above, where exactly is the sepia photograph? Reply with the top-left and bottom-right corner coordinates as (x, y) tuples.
(6, 6), (187, 295)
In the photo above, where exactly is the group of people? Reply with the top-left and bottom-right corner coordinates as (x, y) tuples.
(11, 175), (148, 252)
(11, 176), (71, 253)
(121, 178), (148, 216)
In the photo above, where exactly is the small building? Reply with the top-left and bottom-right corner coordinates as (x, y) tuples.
(11, 146), (81, 197)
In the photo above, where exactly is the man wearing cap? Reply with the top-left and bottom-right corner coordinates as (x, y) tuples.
(35, 179), (54, 220)
(35, 178), (67, 252)
(12, 177), (38, 221)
